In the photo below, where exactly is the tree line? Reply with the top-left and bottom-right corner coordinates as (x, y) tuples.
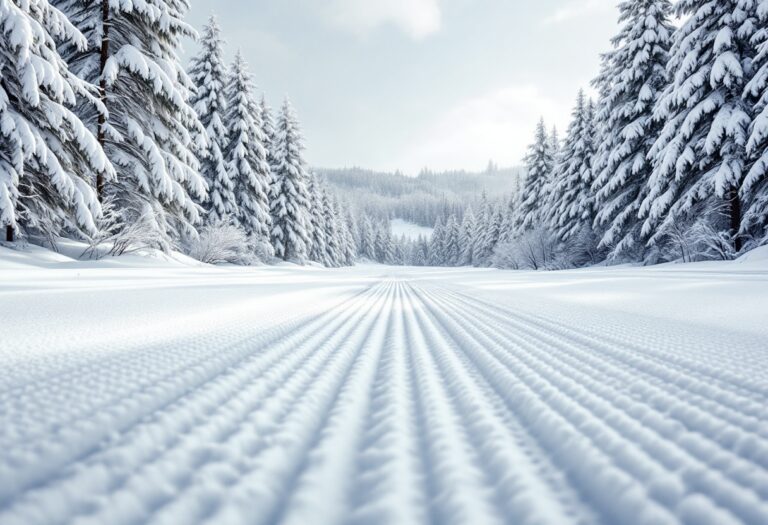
(1, 2), (353, 267)
(425, 0), (768, 269)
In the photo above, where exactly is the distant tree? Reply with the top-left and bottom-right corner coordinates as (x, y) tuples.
(517, 119), (556, 231)
(224, 51), (271, 244)
(442, 215), (461, 266)
(189, 16), (237, 223)
(270, 99), (310, 261)
(459, 207), (477, 265)
(548, 90), (598, 243)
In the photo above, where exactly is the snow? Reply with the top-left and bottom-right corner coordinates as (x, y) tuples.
(1, 245), (767, 524)
(390, 218), (433, 240)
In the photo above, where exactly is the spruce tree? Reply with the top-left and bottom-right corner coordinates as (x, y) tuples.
(259, 95), (277, 179)
(517, 119), (555, 231)
(224, 51), (271, 243)
(548, 90), (597, 242)
(189, 16), (236, 223)
(477, 205), (504, 264)
(270, 98), (310, 261)
(643, 0), (762, 253)
(1, 0), (112, 242)
(429, 216), (446, 265)
(322, 187), (342, 266)
(592, 0), (673, 259)
(442, 215), (461, 266)
(742, 6), (768, 246)
(360, 215), (376, 260)
(472, 196), (491, 264)
(459, 207), (476, 265)
(54, 0), (206, 244)
(307, 173), (327, 264)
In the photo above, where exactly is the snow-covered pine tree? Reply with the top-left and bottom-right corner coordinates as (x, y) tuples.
(591, 0), (673, 260)
(189, 16), (236, 224)
(306, 173), (327, 264)
(477, 205), (504, 264)
(429, 215), (446, 265)
(341, 206), (358, 263)
(360, 215), (376, 260)
(1, 0), (112, 242)
(270, 98), (311, 261)
(550, 126), (561, 159)
(517, 119), (555, 231)
(374, 220), (394, 263)
(643, 0), (762, 253)
(742, 5), (768, 246)
(54, 0), (206, 245)
(322, 187), (342, 266)
(442, 214), (461, 266)
(259, 95), (277, 177)
(498, 196), (517, 244)
(224, 50), (271, 244)
(459, 206), (476, 265)
(548, 90), (597, 242)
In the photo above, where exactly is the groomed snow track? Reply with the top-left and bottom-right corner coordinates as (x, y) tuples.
(1, 277), (767, 525)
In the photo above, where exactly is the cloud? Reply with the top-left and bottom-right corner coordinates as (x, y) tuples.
(326, 0), (442, 39)
(542, 0), (608, 25)
(399, 85), (570, 173)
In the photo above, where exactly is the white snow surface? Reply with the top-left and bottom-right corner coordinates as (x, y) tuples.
(1, 245), (768, 525)
(390, 218), (434, 240)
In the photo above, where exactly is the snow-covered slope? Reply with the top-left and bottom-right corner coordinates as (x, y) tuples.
(1, 249), (767, 524)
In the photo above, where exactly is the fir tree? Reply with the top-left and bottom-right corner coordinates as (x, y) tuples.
(360, 215), (376, 260)
(259, 95), (277, 180)
(478, 205), (504, 264)
(548, 90), (597, 242)
(270, 98), (311, 261)
(1, 0), (113, 242)
(459, 207), (476, 265)
(322, 187), (342, 266)
(442, 214), (461, 266)
(517, 119), (555, 231)
(472, 195), (491, 264)
(591, 0), (674, 259)
(429, 216), (446, 265)
(55, 0), (206, 244)
(643, 0), (762, 253)
(189, 16), (236, 223)
(224, 51), (271, 243)
(742, 5), (768, 246)
(307, 173), (327, 264)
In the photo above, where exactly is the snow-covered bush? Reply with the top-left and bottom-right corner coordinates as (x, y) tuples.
(658, 213), (738, 263)
(83, 200), (171, 258)
(492, 228), (564, 270)
(187, 222), (250, 265)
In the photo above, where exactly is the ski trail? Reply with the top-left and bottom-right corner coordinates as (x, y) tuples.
(1, 271), (767, 525)
(0, 282), (391, 524)
(345, 282), (429, 525)
(196, 281), (398, 525)
(402, 282), (595, 525)
(397, 283), (505, 525)
(416, 283), (768, 524)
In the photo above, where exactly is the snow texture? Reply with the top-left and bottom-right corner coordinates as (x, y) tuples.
(1, 245), (767, 525)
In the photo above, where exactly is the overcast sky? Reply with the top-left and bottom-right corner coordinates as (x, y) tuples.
(184, 1), (619, 174)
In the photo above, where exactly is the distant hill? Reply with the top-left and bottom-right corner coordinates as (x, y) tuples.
(317, 166), (524, 227)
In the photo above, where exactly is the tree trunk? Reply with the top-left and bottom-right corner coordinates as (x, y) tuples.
(96, 0), (110, 201)
(729, 186), (742, 253)
(5, 225), (13, 243)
